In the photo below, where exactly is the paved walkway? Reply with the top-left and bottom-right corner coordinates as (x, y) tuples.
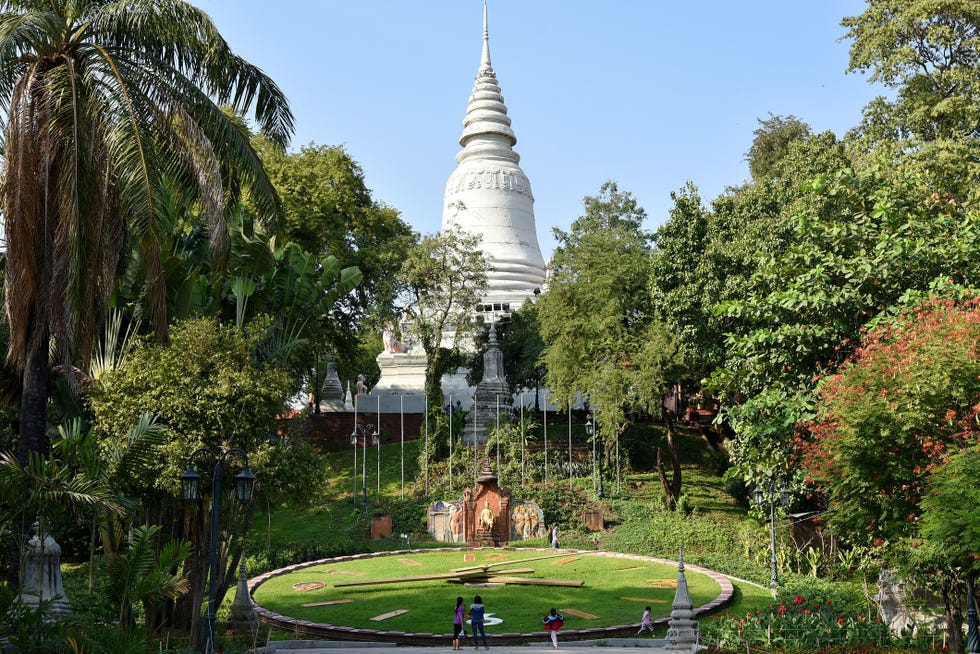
(255, 638), (695, 654)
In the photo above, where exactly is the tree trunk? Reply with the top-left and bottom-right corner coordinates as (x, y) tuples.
(941, 581), (964, 654)
(7, 311), (50, 590)
(16, 311), (50, 466)
(656, 416), (682, 510)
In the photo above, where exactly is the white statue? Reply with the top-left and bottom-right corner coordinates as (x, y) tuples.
(382, 323), (405, 354)
(479, 500), (495, 532)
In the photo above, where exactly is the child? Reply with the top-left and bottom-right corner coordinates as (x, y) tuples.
(543, 608), (564, 649)
(637, 605), (654, 635)
(453, 596), (466, 650)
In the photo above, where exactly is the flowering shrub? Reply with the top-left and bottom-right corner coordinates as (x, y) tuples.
(700, 594), (891, 650)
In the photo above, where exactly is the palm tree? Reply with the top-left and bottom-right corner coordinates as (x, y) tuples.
(0, 0), (293, 466)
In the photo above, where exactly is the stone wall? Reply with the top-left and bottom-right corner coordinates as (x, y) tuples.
(297, 413), (424, 452)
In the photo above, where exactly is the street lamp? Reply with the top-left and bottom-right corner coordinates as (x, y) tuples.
(754, 480), (789, 590)
(495, 394), (501, 482)
(543, 397), (549, 486)
(180, 447), (256, 654)
(520, 392), (525, 488)
(448, 393), (454, 494)
(350, 432), (358, 503)
(567, 401), (573, 490)
(585, 413), (603, 498)
(967, 574), (979, 654)
(351, 424), (377, 506)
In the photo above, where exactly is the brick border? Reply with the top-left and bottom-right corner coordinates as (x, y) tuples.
(249, 548), (734, 645)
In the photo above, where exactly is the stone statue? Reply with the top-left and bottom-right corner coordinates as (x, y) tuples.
(449, 502), (463, 541)
(356, 374), (368, 395)
(382, 323), (405, 353)
(479, 500), (494, 532)
(18, 524), (72, 622)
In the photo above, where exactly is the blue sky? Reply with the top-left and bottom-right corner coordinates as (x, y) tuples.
(197, 0), (883, 259)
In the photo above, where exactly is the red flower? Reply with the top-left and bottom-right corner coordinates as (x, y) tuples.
(793, 595), (806, 605)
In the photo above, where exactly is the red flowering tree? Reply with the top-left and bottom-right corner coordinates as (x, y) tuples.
(802, 298), (980, 651)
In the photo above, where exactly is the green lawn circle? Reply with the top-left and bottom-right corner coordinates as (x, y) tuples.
(250, 548), (733, 643)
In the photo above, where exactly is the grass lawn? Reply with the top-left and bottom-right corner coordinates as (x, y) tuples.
(252, 548), (723, 634)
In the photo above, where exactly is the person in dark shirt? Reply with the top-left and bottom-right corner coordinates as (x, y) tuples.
(469, 595), (488, 649)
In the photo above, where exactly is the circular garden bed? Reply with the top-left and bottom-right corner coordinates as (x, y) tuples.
(250, 548), (734, 645)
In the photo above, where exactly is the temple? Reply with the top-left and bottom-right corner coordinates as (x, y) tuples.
(371, 3), (546, 410)
(442, 2), (547, 318)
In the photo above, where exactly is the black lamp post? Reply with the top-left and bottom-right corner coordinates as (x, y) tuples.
(351, 424), (376, 506)
(350, 432), (358, 503)
(967, 574), (979, 654)
(180, 448), (256, 654)
(754, 479), (788, 590)
(585, 413), (603, 498)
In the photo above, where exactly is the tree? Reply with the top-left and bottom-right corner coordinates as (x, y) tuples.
(650, 182), (715, 385)
(256, 142), (414, 383)
(397, 224), (489, 415)
(802, 298), (980, 651)
(653, 129), (849, 391)
(843, 0), (980, 205)
(0, 0), (293, 468)
(538, 181), (683, 503)
(713, 165), (980, 482)
(88, 317), (297, 641)
(746, 114), (811, 181)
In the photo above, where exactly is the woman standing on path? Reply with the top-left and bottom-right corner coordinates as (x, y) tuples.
(453, 596), (465, 650)
(469, 595), (488, 649)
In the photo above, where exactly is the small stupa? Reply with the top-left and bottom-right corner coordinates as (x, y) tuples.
(664, 547), (699, 649)
(466, 323), (513, 444)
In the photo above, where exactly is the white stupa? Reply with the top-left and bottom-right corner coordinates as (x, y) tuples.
(369, 3), (547, 411)
(442, 2), (547, 320)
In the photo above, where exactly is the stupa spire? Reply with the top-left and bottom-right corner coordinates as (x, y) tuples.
(481, 1), (491, 70)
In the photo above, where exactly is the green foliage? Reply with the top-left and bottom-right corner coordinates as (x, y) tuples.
(397, 224), (489, 407)
(803, 299), (980, 554)
(247, 431), (325, 506)
(0, 0), (293, 463)
(0, 450), (124, 556)
(88, 317), (294, 496)
(701, 587), (890, 651)
(747, 114), (812, 181)
(842, 0), (980, 205)
(919, 444), (980, 575)
(255, 141), (414, 330)
(533, 484), (593, 531)
(715, 165), (980, 480)
(106, 525), (190, 630)
(539, 181), (683, 443)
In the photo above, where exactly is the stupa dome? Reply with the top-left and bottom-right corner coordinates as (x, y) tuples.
(442, 3), (546, 312)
